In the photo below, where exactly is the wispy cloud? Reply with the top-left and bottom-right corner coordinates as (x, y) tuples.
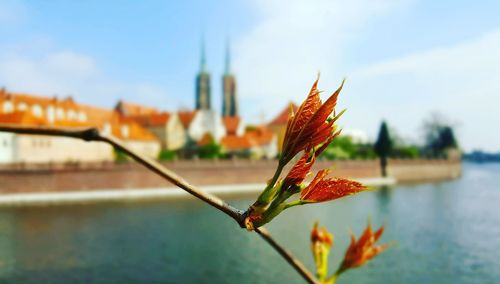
(0, 50), (171, 109)
(233, 0), (412, 121)
(234, 0), (499, 151)
(349, 29), (500, 151)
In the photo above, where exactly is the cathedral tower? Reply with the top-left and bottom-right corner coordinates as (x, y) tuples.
(222, 42), (238, 117)
(195, 39), (211, 110)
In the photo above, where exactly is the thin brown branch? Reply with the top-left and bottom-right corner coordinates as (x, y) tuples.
(255, 227), (319, 284)
(0, 123), (243, 224)
(0, 123), (319, 284)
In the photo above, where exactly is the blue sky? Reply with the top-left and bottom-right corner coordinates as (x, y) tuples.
(1, 0), (499, 151)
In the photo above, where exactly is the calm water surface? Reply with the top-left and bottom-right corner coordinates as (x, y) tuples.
(0, 163), (499, 283)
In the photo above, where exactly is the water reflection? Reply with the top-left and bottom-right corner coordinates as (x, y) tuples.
(0, 163), (498, 283)
(375, 186), (392, 216)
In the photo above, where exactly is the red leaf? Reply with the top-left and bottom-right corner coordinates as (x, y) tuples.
(283, 152), (314, 190)
(301, 177), (366, 202)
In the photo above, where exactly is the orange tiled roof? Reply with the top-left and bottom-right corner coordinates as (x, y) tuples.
(0, 90), (110, 122)
(149, 112), (171, 125)
(222, 116), (241, 135)
(0, 111), (96, 128)
(178, 111), (197, 129)
(245, 126), (275, 146)
(79, 104), (115, 125)
(197, 132), (214, 146)
(0, 111), (46, 126)
(269, 102), (298, 126)
(126, 112), (171, 127)
(112, 119), (158, 141)
(0, 89), (158, 142)
(0, 91), (79, 110)
(115, 100), (159, 116)
(221, 135), (254, 151)
(221, 126), (275, 151)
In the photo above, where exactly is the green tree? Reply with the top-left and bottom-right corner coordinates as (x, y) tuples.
(320, 136), (377, 160)
(374, 121), (393, 177)
(158, 149), (177, 161)
(429, 126), (458, 156)
(322, 136), (355, 160)
(392, 145), (419, 159)
(198, 141), (223, 159)
(113, 147), (128, 162)
(422, 113), (458, 157)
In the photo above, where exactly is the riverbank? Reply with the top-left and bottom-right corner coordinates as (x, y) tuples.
(0, 177), (395, 206)
(0, 159), (460, 206)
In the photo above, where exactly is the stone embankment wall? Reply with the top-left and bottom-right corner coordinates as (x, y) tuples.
(0, 159), (461, 193)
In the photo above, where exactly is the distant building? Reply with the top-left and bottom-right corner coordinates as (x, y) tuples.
(115, 100), (159, 116)
(113, 116), (161, 159)
(0, 89), (160, 163)
(222, 116), (244, 136)
(220, 126), (277, 159)
(131, 112), (186, 151)
(222, 43), (238, 117)
(181, 109), (227, 143)
(195, 40), (211, 110)
(0, 131), (14, 163)
(0, 111), (113, 163)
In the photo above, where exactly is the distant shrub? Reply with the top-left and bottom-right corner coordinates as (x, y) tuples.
(158, 150), (177, 161)
(198, 141), (224, 160)
(392, 145), (420, 159)
(113, 147), (128, 162)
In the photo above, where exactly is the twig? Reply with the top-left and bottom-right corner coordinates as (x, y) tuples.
(0, 123), (319, 284)
(0, 124), (243, 224)
(255, 227), (320, 284)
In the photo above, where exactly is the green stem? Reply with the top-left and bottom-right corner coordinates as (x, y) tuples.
(254, 161), (285, 206)
(268, 161), (285, 191)
(327, 266), (346, 283)
(325, 273), (338, 284)
(283, 199), (306, 210)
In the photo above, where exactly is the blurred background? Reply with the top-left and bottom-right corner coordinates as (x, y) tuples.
(0, 0), (499, 283)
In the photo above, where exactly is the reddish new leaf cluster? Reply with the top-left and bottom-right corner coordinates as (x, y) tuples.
(280, 78), (365, 203)
(246, 78), (368, 229)
(311, 222), (334, 247)
(282, 152), (315, 191)
(301, 169), (366, 202)
(309, 222), (389, 283)
(339, 223), (388, 271)
(310, 222), (334, 281)
(281, 79), (344, 165)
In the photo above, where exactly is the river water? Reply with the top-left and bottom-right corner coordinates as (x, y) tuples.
(0, 163), (498, 283)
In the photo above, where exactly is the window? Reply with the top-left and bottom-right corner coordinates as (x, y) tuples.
(47, 106), (55, 123)
(32, 105), (43, 117)
(68, 109), (77, 120)
(78, 111), (87, 122)
(17, 103), (28, 111)
(103, 123), (111, 135)
(121, 125), (129, 138)
(3, 101), (13, 113)
(56, 108), (65, 119)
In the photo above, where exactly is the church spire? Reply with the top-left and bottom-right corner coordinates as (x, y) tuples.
(222, 38), (238, 117)
(200, 35), (207, 72)
(195, 35), (211, 110)
(224, 39), (231, 75)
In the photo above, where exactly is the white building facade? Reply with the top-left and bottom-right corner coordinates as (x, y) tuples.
(187, 110), (227, 143)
